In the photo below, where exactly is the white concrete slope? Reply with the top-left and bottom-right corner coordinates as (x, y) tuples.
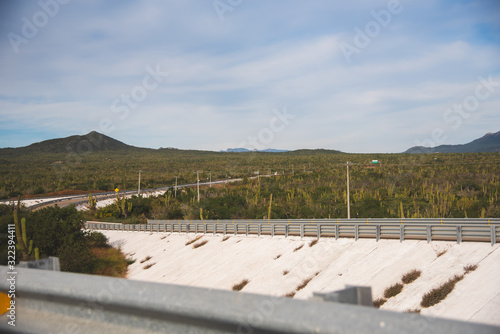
(101, 231), (500, 327)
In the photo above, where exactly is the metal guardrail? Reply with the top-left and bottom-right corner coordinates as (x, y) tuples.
(1, 266), (498, 333)
(86, 218), (500, 245)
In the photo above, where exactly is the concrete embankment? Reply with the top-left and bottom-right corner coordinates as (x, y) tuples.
(101, 230), (500, 327)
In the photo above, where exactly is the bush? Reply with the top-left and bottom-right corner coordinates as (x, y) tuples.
(402, 269), (422, 284)
(373, 298), (387, 308)
(420, 274), (464, 308)
(232, 279), (249, 291)
(384, 283), (404, 299)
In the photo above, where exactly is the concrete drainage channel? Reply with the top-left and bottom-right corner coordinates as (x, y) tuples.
(1, 266), (499, 334)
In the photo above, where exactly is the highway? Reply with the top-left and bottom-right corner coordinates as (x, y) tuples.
(0, 175), (267, 211)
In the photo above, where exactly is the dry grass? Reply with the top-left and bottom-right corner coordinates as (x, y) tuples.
(436, 250), (447, 258)
(420, 274), (464, 308)
(373, 298), (387, 308)
(185, 235), (203, 246)
(405, 309), (421, 314)
(309, 239), (319, 247)
(91, 247), (129, 277)
(274, 254), (282, 260)
(160, 236), (167, 240)
(293, 244), (304, 252)
(193, 240), (208, 248)
(384, 283), (404, 299)
(283, 270), (289, 276)
(232, 279), (249, 291)
(140, 256), (152, 264)
(402, 269), (422, 284)
(464, 264), (478, 274)
(296, 272), (320, 292)
(284, 291), (296, 298)
(222, 236), (230, 242)
(143, 262), (156, 270)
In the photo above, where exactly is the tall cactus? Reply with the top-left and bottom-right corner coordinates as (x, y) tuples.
(13, 202), (29, 261)
(13, 201), (35, 261)
(88, 193), (97, 213)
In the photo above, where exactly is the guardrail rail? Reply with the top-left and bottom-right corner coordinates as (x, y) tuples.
(1, 266), (498, 333)
(86, 218), (500, 245)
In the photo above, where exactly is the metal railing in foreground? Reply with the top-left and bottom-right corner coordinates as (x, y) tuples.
(86, 218), (500, 245)
(1, 266), (498, 334)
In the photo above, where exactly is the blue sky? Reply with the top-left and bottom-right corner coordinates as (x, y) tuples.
(0, 0), (499, 153)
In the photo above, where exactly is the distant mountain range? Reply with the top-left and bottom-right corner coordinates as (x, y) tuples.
(1, 130), (498, 156)
(224, 148), (289, 153)
(404, 131), (500, 154)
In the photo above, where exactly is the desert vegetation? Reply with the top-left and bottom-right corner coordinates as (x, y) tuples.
(284, 271), (320, 298)
(1, 151), (499, 221)
(232, 279), (249, 291)
(420, 265), (477, 308)
(374, 269), (422, 308)
(0, 204), (130, 276)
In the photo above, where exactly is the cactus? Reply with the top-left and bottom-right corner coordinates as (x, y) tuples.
(35, 248), (39, 260)
(21, 218), (28, 247)
(88, 193), (97, 212)
(127, 201), (133, 213)
(13, 202), (35, 261)
(268, 194), (273, 220)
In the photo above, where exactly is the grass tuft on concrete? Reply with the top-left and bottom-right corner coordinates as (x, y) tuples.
(232, 279), (249, 291)
(420, 274), (464, 308)
(193, 240), (208, 249)
(384, 283), (404, 299)
(185, 235), (203, 246)
(402, 269), (422, 284)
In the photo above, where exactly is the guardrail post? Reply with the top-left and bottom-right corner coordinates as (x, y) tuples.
(426, 226), (431, 243)
(213, 223), (216, 235)
(285, 225), (288, 238)
(400, 225), (404, 243)
(376, 225), (380, 242)
(355, 225), (359, 241)
(317, 225), (321, 239)
(246, 224), (248, 236)
(258, 224), (261, 236)
(195, 224), (198, 234)
(234, 224), (237, 236)
(335, 225), (339, 240)
(456, 226), (462, 244)
(223, 224), (226, 235)
(492, 226), (496, 246)
(271, 224), (274, 237)
(203, 223), (206, 234)
(300, 224), (304, 239)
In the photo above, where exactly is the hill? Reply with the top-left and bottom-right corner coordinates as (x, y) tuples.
(0, 131), (138, 155)
(224, 148), (290, 153)
(405, 131), (500, 153)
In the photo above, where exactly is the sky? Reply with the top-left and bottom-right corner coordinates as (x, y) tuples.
(0, 0), (499, 153)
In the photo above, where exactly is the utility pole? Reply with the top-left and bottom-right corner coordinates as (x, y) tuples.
(174, 176), (178, 198)
(346, 162), (350, 219)
(196, 171), (200, 203)
(138, 170), (142, 196)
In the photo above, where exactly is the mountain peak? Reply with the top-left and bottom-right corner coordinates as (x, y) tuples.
(0, 131), (136, 155)
(404, 131), (500, 154)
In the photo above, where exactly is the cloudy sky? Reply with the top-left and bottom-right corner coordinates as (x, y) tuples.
(1, 0), (499, 153)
